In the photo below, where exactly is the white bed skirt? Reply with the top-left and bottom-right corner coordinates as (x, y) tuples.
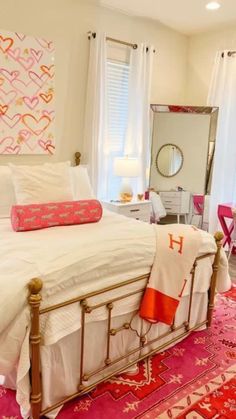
(3, 291), (208, 418)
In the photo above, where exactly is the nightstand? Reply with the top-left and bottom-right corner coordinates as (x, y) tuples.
(102, 200), (151, 222)
(159, 191), (190, 223)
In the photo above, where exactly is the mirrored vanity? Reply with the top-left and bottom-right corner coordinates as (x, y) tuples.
(149, 104), (219, 225)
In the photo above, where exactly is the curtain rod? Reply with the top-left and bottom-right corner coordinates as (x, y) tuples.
(221, 51), (236, 58)
(88, 31), (156, 52)
(88, 31), (137, 49)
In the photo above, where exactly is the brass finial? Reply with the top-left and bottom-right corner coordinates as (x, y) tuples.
(75, 152), (81, 166)
(214, 231), (224, 242)
(28, 278), (43, 294)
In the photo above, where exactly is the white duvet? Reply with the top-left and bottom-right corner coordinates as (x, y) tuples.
(0, 210), (230, 377)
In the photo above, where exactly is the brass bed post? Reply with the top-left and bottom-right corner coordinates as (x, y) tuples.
(28, 278), (43, 419)
(75, 152), (81, 166)
(207, 232), (224, 327)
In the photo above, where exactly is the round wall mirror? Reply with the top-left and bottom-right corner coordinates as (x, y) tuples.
(155, 144), (183, 177)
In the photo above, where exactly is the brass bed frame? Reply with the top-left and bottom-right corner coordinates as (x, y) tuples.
(27, 152), (224, 418)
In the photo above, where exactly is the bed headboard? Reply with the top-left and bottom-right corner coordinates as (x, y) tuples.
(75, 152), (81, 166)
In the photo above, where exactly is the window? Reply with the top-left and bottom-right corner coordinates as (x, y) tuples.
(105, 59), (130, 200)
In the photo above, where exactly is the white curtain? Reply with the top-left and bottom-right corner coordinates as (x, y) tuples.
(83, 33), (108, 198)
(208, 51), (236, 233)
(84, 35), (154, 199)
(125, 44), (154, 195)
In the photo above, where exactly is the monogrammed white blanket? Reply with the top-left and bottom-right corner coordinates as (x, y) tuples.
(140, 224), (223, 325)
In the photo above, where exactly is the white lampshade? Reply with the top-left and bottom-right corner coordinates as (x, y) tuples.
(114, 157), (140, 177)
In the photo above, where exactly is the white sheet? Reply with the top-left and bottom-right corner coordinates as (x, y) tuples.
(0, 212), (230, 365)
(0, 210), (231, 418)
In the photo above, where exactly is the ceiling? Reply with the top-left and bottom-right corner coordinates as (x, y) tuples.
(97, 0), (236, 35)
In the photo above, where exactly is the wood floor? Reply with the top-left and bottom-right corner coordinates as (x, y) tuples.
(229, 254), (236, 283)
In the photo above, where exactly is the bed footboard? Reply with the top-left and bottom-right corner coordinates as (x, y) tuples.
(28, 232), (223, 419)
(28, 278), (43, 419)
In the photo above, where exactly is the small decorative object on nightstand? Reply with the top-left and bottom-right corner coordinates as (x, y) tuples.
(159, 191), (190, 223)
(102, 200), (151, 222)
(137, 194), (144, 201)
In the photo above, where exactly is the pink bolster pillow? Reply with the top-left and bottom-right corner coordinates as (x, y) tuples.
(11, 200), (103, 232)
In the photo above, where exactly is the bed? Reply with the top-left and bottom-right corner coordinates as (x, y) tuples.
(0, 154), (230, 419)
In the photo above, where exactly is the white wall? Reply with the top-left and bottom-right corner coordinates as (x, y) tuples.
(186, 26), (236, 105)
(150, 112), (211, 194)
(0, 0), (188, 166)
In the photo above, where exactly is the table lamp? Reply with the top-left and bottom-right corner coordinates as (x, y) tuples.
(114, 156), (140, 202)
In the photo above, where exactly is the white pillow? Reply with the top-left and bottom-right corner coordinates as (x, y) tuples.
(0, 166), (16, 218)
(70, 165), (94, 200)
(10, 162), (73, 205)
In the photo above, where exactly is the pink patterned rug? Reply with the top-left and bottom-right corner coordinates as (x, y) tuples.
(0, 288), (235, 419)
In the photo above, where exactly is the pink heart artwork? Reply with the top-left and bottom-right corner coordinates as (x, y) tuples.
(0, 29), (55, 155)
(0, 68), (20, 82)
(30, 48), (43, 62)
(36, 38), (55, 52)
(19, 129), (31, 142)
(18, 55), (35, 71)
(42, 110), (55, 120)
(8, 48), (35, 71)
(0, 136), (14, 153)
(23, 96), (39, 110)
(0, 136), (20, 154)
(22, 114), (51, 136)
(38, 138), (55, 155)
(5, 144), (21, 154)
(1, 113), (21, 128)
(28, 71), (48, 88)
(15, 32), (26, 42)
(11, 78), (34, 96)
(18, 129), (41, 153)
(7, 47), (21, 60)
(0, 89), (17, 105)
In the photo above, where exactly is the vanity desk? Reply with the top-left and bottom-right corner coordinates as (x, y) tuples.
(159, 191), (190, 223)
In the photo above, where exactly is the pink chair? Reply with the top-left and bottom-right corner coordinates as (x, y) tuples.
(191, 195), (204, 228)
(193, 195), (204, 215)
(228, 207), (236, 260)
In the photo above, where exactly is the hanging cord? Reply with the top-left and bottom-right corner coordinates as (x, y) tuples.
(129, 311), (152, 338)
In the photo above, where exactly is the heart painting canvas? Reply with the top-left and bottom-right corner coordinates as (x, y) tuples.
(0, 29), (55, 154)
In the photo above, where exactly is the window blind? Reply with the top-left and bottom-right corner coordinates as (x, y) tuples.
(107, 60), (129, 152)
(106, 60), (130, 199)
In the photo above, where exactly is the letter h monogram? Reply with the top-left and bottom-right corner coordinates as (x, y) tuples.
(168, 234), (184, 254)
